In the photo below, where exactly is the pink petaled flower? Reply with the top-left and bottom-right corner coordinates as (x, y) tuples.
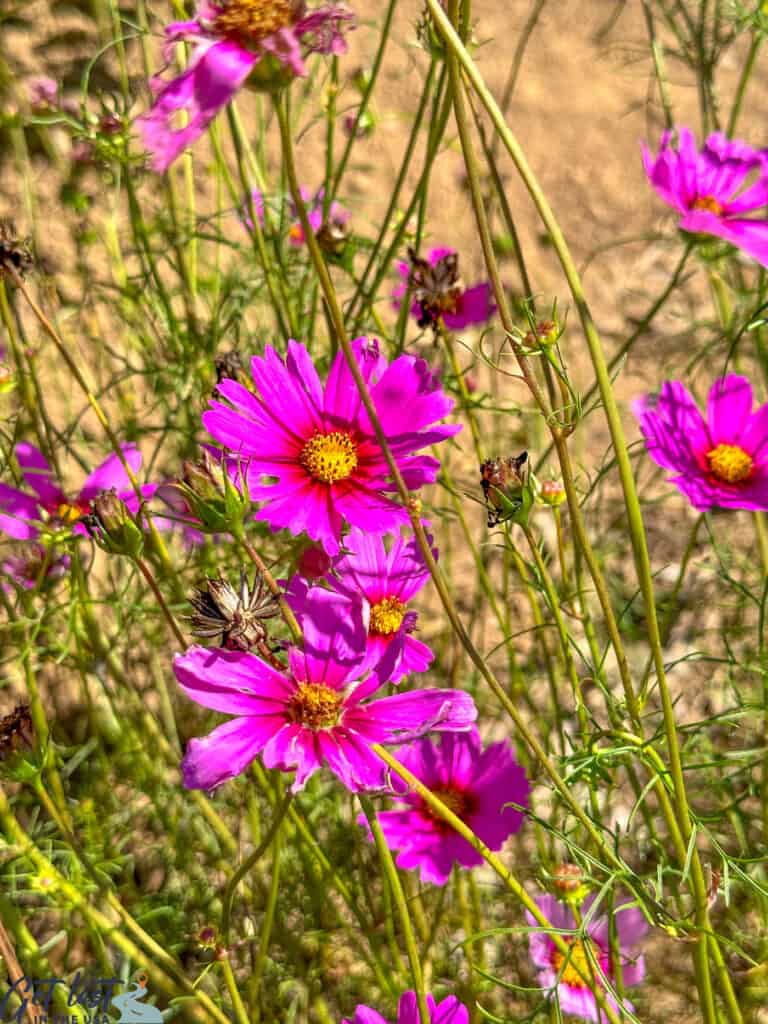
(643, 126), (768, 266)
(367, 728), (528, 885)
(174, 588), (477, 792)
(633, 374), (768, 510)
(527, 892), (648, 1022)
(0, 442), (154, 541)
(137, 0), (355, 173)
(392, 247), (495, 330)
(27, 76), (59, 112)
(342, 992), (469, 1024)
(202, 337), (460, 554)
(1, 541), (69, 592)
(287, 527), (433, 684)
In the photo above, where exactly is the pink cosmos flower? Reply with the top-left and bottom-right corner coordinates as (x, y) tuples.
(633, 374), (768, 510)
(367, 728), (528, 885)
(342, 992), (469, 1024)
(527, 891), (648, 1022)
(0, 442), (153, 541)
(202, 337), (460, 555)
(1, 540), (69, 591)
(392, 247), (495, 330)
(174, 588), (477, 792)
(643, 126), (768, 267)
(241, 186), (350, 248)
(138, 0), (355, 173)
(287, 527), (433, 684)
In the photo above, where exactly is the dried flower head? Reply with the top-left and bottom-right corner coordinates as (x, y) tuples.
(214, 350), (245, 385)
(406, 246), (463, 329)
(523, 318), (561, 349)
(189, 570), (279, 651)
(0, 220), (33, 280)
(0, 704), (34, 761)
(480, 452), (530, 526)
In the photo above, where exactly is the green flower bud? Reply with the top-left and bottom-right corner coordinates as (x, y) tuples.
(84, 489), (144, 558)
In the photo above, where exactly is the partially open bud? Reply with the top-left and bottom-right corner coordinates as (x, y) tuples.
(523, 318), (561, 349)
(83, 489), (144, 558)
(189, 570), (279, 651)
(539, 478), (566, 507)
(176, 450), (251, 535)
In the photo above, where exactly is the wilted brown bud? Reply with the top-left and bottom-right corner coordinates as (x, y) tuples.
(214, 350), (244, 385)
(0, 220), (33, 280)
(0, 704), (34, 761)
(523, 318), (560, 349)
(551, 862), (586, 895)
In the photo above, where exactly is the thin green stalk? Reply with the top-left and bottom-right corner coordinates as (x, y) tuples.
(359, 796), (430, 1024)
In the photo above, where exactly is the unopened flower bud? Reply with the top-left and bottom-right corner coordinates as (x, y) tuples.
(298, 545), (332, 580)
(539, 478), (566, 507)
(84, 489), (144, 558)
(550, 862), (589, 902)
(407, 496), (423, 517)
(0, 704), (46, 782)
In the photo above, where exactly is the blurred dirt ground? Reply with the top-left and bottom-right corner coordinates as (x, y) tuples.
(3, 1), (768, 1021)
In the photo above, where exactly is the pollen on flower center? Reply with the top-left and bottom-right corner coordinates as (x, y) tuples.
(706, 443), (754, 484)
(55, 501), (87, 524)
(550, 938), (601, 989)
(288, 682), (342, 730)
(368, 596), (407, 636)
(300, 431), (358, 484)
(691, 195), (723, 216)
(214, 0), (296, 43)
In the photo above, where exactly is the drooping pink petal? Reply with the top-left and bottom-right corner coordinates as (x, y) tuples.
(0, 483), (42, 539)
(138, 39), (258, 174)
(181, 715), (281, 790)
(174, 646), (294, 715)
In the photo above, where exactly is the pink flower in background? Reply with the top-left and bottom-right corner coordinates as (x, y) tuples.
(643, 126), (768, 266)
(367, 728), (528, 885)
(393, 247), (495, 330)
(527, 892), (648, 1021)
(0, 442), (153, 540)
(27, 76), (59, 112)
(287, 527), (433, 684)
(342, 992), (469, 1024)
(633, 374), (768, 510)
(138, 0), (355, 172)
(1, 540), (69, 591)
(174, 588), (477, 792)
(203, 337), (460, 554)
(288, 189), (350, 247)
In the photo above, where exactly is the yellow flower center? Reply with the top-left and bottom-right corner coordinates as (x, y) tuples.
(214, 0), (296, 42)
(56, 502), (86, 524)
(550, 938), (601, 989)
(288, 682), (342, 730)
(691, 195), (723, 216)
(368, 596), (407, 636)
(300, 431), (358, 484)
(706, 443), (754, 484)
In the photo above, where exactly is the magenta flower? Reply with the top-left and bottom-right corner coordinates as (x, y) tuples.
(202, 337), (460, 555)
(288, 189), (350, 247)
(527, 892), (648, 1022)
(174, 588), (477, 792)
(342, 992), (469, 1024)
(287, 527), (433, 684)
(633, 374), (768, 510)
(643, 126), (768, 266)
(0, 442), (152, 541)
(392, 247), (495, 330)
(368, 728), (529, 885)
(138, 0), (355, 173)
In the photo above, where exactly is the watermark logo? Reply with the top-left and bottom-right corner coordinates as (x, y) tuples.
(0, 970), (162, 1023)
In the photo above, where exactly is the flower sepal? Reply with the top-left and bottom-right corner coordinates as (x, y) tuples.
(176, 452), (252, 535)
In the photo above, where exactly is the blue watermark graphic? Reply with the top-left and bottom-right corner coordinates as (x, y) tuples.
(0, 970), (162, 1023)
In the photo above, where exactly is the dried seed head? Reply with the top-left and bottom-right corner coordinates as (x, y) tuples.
(0, 221), (33, 280)
(214, 350), (245, 385)
(406, 247), (463, 330)
(189, 570), (279, 651)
